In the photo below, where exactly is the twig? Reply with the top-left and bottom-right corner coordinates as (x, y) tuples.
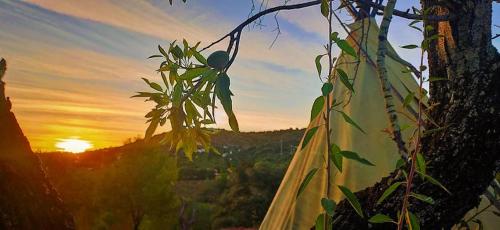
(353, 0), (450, 21)
(200, 0), (448, 53)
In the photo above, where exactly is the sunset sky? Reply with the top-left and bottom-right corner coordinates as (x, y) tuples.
(1, 0), (499, 151)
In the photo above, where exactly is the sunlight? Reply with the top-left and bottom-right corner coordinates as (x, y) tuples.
(55, 138), (93, 153)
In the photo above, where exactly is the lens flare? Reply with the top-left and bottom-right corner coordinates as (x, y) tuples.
(55, 138), (92, 153)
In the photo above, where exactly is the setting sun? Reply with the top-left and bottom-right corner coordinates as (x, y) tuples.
(55, 138), (93, 153)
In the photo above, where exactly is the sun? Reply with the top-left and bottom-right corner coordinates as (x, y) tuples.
(55, 138), (93, 153)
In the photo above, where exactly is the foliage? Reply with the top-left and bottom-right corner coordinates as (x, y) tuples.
(38, 142), (179, 229)
(135, 40), (241, 159)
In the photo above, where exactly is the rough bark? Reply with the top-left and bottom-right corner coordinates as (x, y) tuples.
(332, 1), (500, 229)
(0, 59), (75, 229)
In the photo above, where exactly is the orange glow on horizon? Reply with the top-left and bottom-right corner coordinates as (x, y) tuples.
(55, 137), (93, 153)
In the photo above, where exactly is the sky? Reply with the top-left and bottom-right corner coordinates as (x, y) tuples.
(1, 0), (499, 151)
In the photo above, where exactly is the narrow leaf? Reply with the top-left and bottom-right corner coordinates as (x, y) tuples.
(416, 153), (426, 175)
(330, 144), (343, 172)
(191, 48), (207, 64)
(150, 82), (163, 92)
(406, 211), (421, 230)
(338, 111), (365, 134)
(315, 54), (325, 77)
(339, 151), (374, 166)
(401, 45), (419, 49)
(322, 83), (333, 96)
(301, 127), (319, 150)
(377, 182), (402, 205)
(310, 96), (325, 121)
(315, 213), (325, 230)
(368, 214), (394, 224)
(416, 171), (451, 194)
(336, 69), (355, 92)
(336, 39), (358, 58)
(403, 92), (415, 108)
(320, 0), (329, 18)
(297, 168), (319, 198)
(338, 185), (364, 217)
(410, 193), (435, 205)
(321, 198), (336, 216)
(148, 54), (163, 59)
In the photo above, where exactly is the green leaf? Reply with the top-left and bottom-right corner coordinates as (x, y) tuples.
(297, 168), (318, 198)
(403, 92), (415, 108)
(377, 182), (402, 205)
(338, 185), (364, 217)
(401, 44), (419, 49)
(185, 99), (201, 118)
(330, 32), (339, 42)
(158, 45), (168, 57)
(408, 20), (421, 27)
(416, 171), (451, 194)
(407, 211), (420, 230)
(321, 198), (336, 216)
(330, 144), (343, 172)
(315, 213), (325, 230)
(337, 111), (365, 134)
(228, 113), (239, 132)
(145, 117), (159, 140)
(320, 0), (329, 18)
(410, 193), (434, 204)
(215, 72), (239, 132)
(310, 96), (325, 121)
(322, 83), (333, 96)
(179, 67), (209, 80)
(315, 54), (325, 77)
(336, 69), (355, 92)
(336, 39), (358, 58)
(368, 214), (394, 224)
(339, 151), (374, 166)
(191, 48), (207, 65)
(416, 153), (426, 175)
(301, 126), (318, 150)
(161, 72), (169, 89)
(150, 82), (163, 92)
(410, 25), (423, 32)
(172, 82), (183, 107)
(148, 54), (163, 59)
(395, 158), (405, 169)
(207, 50), (230, 70)
(171, 45), (184, 59)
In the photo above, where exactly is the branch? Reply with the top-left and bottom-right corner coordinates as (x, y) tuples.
(353, 0), (450, 21)
(374, 0), (409, 161)
(200, 0), (449, 53)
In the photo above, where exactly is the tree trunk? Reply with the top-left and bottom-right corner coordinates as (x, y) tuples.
(332, 1), (500, 229)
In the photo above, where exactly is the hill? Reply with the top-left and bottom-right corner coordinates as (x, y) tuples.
(38, 128), (305, 229)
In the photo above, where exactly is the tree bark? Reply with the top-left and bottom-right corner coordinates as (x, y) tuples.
(332, 1), (500, 229)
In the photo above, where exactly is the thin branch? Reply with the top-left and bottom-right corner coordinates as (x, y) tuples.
(200, 0), (448, 53)
(353, 0), (450, 21)
(374, 0), (409, 163)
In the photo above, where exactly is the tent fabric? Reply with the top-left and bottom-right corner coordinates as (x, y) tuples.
(260, 18), (420, 230)
(260, 18), (497, 230)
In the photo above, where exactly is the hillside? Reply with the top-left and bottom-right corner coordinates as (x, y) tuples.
(38, 128), (305, 229)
